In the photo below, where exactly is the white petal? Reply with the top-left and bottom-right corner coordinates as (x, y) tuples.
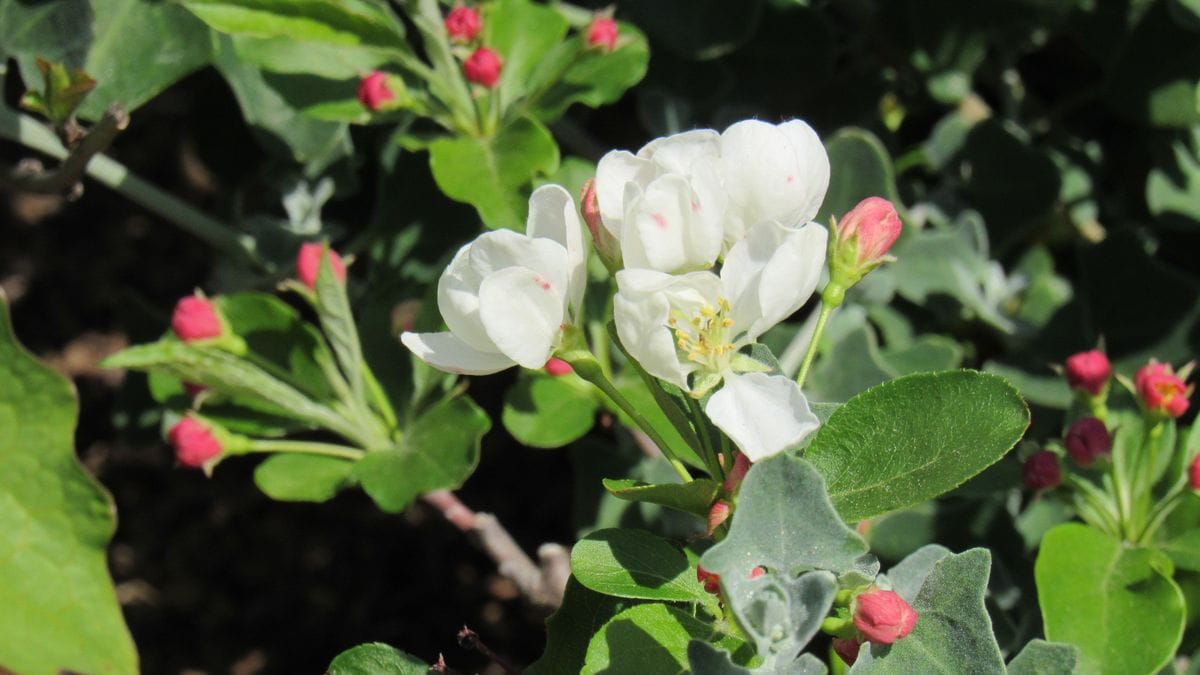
(613, 283), (691, 389)
(722, 221), (828, 340)
(778, 119), (831, 225)
(638, 129), (720, 174)
(595, 150), (654, 237)
(401, 331), (515, 375)
(437, 243), (495, 352)
(467, 229), (566, 280)
(478, 266), (566, 369)
(621, 174), (711, 273)
(719, 120), (810, 228)
(705, 372), (820, 462)
(527, 184), (587, 319)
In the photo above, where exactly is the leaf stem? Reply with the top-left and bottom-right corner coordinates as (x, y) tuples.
(245, 439), (365, 460)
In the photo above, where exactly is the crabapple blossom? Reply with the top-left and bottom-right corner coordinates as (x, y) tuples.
(444, 5), (481, 43)
(464, 47), (502, 88)
(1065, 349), (1111, 396)
(1136, 361), (1191, 418)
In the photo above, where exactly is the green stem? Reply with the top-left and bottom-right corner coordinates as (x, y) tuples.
(685, 395), (723, 482)
(0, 105), (262, 269)
(363, 362), (399, 431)
(796, 301), (836, 390)
(1136, 485), (1186, 545)
(245, 439), (365, 460)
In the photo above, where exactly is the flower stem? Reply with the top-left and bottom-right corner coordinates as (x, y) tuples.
(245, 439), (365, 461)
(685, 395), (724, 482)
(795, 300), (836, 391)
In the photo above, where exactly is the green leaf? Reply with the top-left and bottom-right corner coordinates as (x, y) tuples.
(701, 455), (876, 584)
(687, 641), (752, 675)
(526, 577), (634, 675)
(729, 570), (838, 670)
(571, 528), (718, 610)
(624, 0), (763, 60)
(326, 642), (427, 675)
(581, 603), (750, 674)
(502, 375), (598, 448)
(353, 395), (489, 512)
(805, 370), (1029, 522)
(818, 127), (900, 223)
(313, 249), (365, 402)
(218, 292), (337, 400)
(613, 376), (707, 470)
(181, 0), (407, 49)
(852, 549), (1004, 674)
(1035, 523), (1185, 674)
(529, 22), (651, 121)
(883, 544), (952, 601)
(1147, 127), (1200, 230)
(1163, 529), (1200, 572)
(230, 34), (385, 79)
(0, 294), (138, 674)
(1005, 639), (1079, 675)
(428, 115), (560, 229)
(253, 454), (354, 502)
(602, 478), (720, 517)
(483, 0), (569, 110)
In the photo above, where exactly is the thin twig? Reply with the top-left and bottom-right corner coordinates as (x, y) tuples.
(5, 103), (128, 197)
(421, 491), (570, 609)
(457, 626), (522, 675)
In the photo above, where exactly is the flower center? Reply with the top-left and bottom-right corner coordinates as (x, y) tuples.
(668, 297), (737, 371)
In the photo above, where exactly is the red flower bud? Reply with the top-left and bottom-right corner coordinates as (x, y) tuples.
(586, 17), (619, 52)
(707, 500), (731, 535)
(1190, 455), (1200, 491)
(544, 357), (573, 376)
(749, 566), (765, 579)
(171, 295), (223, 342)
(853, 589), (917, 645)
(1064, 416), (1111, 467)
(833, 637), (863, 665)
(296, 242), (347, 290)
(464, 47), (502, 88)
(723, 451), (751, 493)
(1022, 450), (1061, 491)
(444, 5), (482, 43)
(357, 71), (395, 111)
(1064, 349), (1111, 396)
(1136, 361), (1191, 418)
(696, 565), (720, 594)
(837, 197), (902, 266)
(168, 417), (223, 468)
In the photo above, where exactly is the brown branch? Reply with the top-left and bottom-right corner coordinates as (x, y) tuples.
(457, 626), (522, 675)
(4, 103), (128, 198)
(421, 490), (570, 610)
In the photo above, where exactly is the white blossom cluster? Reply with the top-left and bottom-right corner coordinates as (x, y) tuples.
(403, 119), (832, 462)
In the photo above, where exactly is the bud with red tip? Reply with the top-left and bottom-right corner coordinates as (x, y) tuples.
(723, 451), (751, 493)
(544, 357), (573, 376)
(852, 588), (917, 645)
(1065, 349), (1111, 397)
(464, 47), (502, 88)
(833, 637), (863, 665)
(586, 17), (619, 52)
(444, 5), (481, 43)
(296, 242), (347, 290)
(825, 197), (902, 306)
(1136, 361), (1192, 419)
(707, 500), (731, 535)
(749, 566), (765, 580)
(697, 565), (720, 594)
(1189, 455), (1200, 491)
(580, 178), (619, 267)
(357, 71), (395, 111)
(1065, 417), (1111, 467)
(168, 417), (223, 468)
(172, 295), (224, 342)
(1022, 450), (1062, 491)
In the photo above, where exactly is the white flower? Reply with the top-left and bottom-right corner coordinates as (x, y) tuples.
(594, 119), (829, 272)
(613, 220), (827, 461)
(401, 185), (586, 375)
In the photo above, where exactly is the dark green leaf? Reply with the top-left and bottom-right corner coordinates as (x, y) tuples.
(581, 603), (750, 674)
(529, 23), (651, 121)
(602, 478), (720, 517)
(253, 454), (354, 502)
(525, 578), (634, 675)
(313, 249), (365, 402)
(219, 292), (337, 400)
(818, 128), (900, 223)
(502, 375), (598, 448)
(571, 528), (718, 610)
(483, 0), (568, 109)
(326, 642), (427, 675)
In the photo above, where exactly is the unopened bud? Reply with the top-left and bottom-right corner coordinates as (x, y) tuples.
(832, 637), (863, 665)
(1064, 417), (1110, 467)
(296, 242), (347, 290)
(1064, 349), (1111, 397)
(696, 565), (720, 594)
(357, 71), (395, 111)
(580, 178), (619, 266)
(544, 357), (573, 376)
(1136, 361), (1192, 419)
(444, 5), (482, 43)
(586, 17), (619, 52)
(172, 295), (223, 342)
(853, 589), (917, 645)
(707, 500), (731, 535)
(749, 566), (765, 579)
(1022, 450), (1061, 491)
(168, 417), (223, 468)
(464, 47), (502, 88)
(1189, 455), (1200, 491)
(723, 451), (751, 493)
(837, 197), (902, 267)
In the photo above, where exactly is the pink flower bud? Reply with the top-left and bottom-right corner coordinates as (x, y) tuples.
(464, 47), (502, 88)
(172, 295), (223, 342)
(1064, 349), (1111, 396)
(296, 242), (347, 290)
(444, 5), (482, 43)
(1136, 361), (1191, 418)
(580, 178), (604, 243)
(544, 357), (573, 376)
(707, 500), (731, 535)
(749, 566), (765, 579)
(837, 197), (902, 266)
(1189, 455), (1200, 491)
(586, 17), (619, 52)
(833, 637), (863, 665)
(1022, 450), (1061, 491)
(723, 451), (751, 493)
(696, 565), (720, 594)
(853, 589), (917, 645)
(357, 71), (395, 111)
(1064, 416), (1111, 467)
(168, 417), (223, 468)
